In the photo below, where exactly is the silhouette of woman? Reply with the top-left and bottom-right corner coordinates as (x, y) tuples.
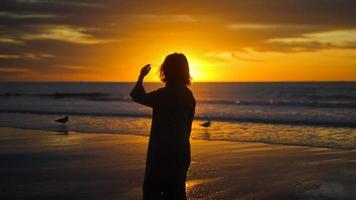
(130, 53), (195, 200)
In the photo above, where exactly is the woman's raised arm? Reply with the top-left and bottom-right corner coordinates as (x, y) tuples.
(130, 64), (159, 107)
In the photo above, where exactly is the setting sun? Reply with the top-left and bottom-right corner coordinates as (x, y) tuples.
(187, 56), (211, 82)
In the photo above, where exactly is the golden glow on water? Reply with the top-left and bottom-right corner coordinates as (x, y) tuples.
(186, 178), (222, 191)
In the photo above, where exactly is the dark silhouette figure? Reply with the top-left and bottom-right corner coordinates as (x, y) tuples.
(55, 115), (69, 124)
(130, 53), (195, 200)
(200, 120), (211, 128)
(55, 115), (69, 135)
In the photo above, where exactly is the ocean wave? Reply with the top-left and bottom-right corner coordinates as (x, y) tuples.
(198, 99), (356, 109)
(0, 92), (132, 102)
(1, 92), (355, 108)
(0, 92), (107, 98)
(190, 137), (356, 150)
(1, 109), (355, 128)
(289, 94), (356, 100)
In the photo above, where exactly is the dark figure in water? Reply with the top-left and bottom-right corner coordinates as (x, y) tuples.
(130, 53), (195, 200)
(55, 115), (68, 124)
(55, 115), (69, 135)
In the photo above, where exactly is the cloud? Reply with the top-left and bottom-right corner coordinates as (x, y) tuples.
(0, 54), (21, 59)
(0, 67), (29, 73)
(230, 53), (264, 62)
(269, 30), (356, 44)
(133, 14), (197, 23)
(0, 53), (55, 60)
(0, 0), (105, 26)
(207, 51), (264, 62)
(0, 37), (24, 44)
(227, 23), (332, 31)
(22, 25), (116, 44)
(267, 29), (356, 52)
(5, 0), (103, 8)
(228, 23), (280, 30)
(0, 67), (31, 80)
(23, 53), (55, 60)
(0, 67), (30, 78)
(206, 51), (234, 61)
(0, 11), (57, 19)
(55, 65), (96, 73)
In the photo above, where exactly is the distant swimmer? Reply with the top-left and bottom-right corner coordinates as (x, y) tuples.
(200, 120), (211, 128)
(55, 115), (69, 124)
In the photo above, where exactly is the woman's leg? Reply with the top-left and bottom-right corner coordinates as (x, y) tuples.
(143, 178), (186, 200)
(162, 178), (186, 200)
(143, 181), (163, 200)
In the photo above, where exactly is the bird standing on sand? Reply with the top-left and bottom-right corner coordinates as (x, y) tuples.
(200, 120), (211, 128)
(55, 115), (69, 124)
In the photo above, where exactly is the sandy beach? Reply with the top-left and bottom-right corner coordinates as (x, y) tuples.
(0, 127), (356, 200)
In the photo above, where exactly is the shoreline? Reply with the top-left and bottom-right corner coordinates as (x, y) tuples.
(1, 127), (356, 199)
(1, 110), (356, 129)
(0, 125), (355, 151)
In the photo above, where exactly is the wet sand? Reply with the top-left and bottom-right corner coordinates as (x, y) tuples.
(0, 127), (356, 200)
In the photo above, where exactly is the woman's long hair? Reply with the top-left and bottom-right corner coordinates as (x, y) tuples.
(160, 53), (192, 86)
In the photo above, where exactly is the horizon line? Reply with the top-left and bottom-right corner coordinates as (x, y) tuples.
(1, 80), (356, 83)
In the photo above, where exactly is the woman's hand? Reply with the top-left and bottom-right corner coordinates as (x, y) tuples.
(131, 64), (150, 102)
(140, 64), (151, 78)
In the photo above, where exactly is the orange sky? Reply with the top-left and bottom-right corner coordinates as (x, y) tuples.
(0, 1), (356, 82)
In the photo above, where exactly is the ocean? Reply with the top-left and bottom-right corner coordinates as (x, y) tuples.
(0, 82), (355, 149)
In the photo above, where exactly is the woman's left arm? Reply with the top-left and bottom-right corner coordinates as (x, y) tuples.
(130, 64), (150, 100)
(130, 64), (158, 107)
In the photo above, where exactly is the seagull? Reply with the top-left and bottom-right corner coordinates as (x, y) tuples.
(55, 115), (69, 124)
(200, 120), (211, 128)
